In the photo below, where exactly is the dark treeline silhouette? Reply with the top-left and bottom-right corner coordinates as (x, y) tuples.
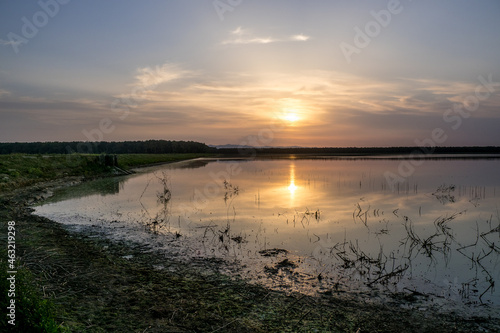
(217, 146), (500, 156)
(0, 140), (215, 155)
(1, 141), (499, 156)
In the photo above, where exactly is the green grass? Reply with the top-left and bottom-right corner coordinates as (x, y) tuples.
(0, 153), (213, 192)
(0, 154), (108, 191)
(0, 255), (67, 332)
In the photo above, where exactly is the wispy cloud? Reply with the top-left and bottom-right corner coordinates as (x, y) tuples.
(231, 26), (245, 35)
(113, 62), (195, 108)
(222, 27), (310, 45)
(291, 34), (310, 41)
(223, 37), (276, 45)
(0, 89), (11, 98)
(134, 63), (193, 88)
(117, 67), (500, 129)
(3, 63), (499, 145)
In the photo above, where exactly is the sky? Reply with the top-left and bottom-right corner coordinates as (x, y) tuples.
(1, 0), (499, 147)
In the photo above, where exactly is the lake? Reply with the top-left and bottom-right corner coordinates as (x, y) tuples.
(34, 156), (500, 317)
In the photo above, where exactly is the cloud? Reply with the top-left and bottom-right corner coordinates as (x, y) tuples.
(222, 27), (310, 45)
(3, 61), (499, 145)
(222, 35), (276, 45)
(291, 34), (310, 41)
(134, 63), (193, 88)
(112, 62), (195, 107)
(231, 27), (245, 35)
(140, 69), (499, 127)
(0, 89), (11, 98)
(224, 37), (276, 45)
(0, 97), (110, 128)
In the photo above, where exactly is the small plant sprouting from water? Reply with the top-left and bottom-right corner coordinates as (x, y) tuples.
(177, 180), (243, 255)
(156, 171), (172, 205)
(137, 171), (173, 234)
(312, 203), (498, 302)
(401, 212), (460, 263)
(399, 209), (498, 304)
(193, 179), (245, 255)
(284, 208), (321, 229)
(321, 236), (408, 286)
(223, 179), (239, 203)
(304, 208), (321, 221)
(353, 202), (370, 227)
(432, 184), (456, 204)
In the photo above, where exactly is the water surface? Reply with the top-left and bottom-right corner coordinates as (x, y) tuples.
(35, 156), (500, 316)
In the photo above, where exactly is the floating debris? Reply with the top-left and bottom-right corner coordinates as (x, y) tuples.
(259, 248), (289, 257)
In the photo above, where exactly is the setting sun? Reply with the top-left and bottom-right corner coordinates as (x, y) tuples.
(284, 113), (300, 123)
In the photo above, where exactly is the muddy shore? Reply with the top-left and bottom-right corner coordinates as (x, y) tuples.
(1, 174), (499, 332)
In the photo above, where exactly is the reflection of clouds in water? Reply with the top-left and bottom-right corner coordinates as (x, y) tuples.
(34, 157), (500, 313)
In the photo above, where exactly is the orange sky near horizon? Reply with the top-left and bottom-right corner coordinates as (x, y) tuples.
(1, 1), (499, 146)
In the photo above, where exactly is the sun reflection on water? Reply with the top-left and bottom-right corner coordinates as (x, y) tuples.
(288, 163), (298, 199)
(33, 158), (500, 311)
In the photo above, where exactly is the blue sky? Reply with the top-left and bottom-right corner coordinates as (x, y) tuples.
(1, 0), (499, 146)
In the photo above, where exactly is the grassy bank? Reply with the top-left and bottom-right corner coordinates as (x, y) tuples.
(0, 153), (213, 192)
(0, 253), (64, 332)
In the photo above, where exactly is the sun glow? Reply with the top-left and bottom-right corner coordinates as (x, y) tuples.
(284, 113), (300, 123)
(275, 99), (307, 125)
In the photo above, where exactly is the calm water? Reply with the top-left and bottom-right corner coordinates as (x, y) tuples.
(35, 156), (500, 315)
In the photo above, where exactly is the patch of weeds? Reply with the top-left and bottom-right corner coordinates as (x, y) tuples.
(0, 255), (66, 332)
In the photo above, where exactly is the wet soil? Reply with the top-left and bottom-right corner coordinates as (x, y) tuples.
(1, 178), (499, 332)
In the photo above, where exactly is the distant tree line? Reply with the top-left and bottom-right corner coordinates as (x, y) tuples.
(1, 141), (499, 156)
(217, 146), (500, 156)
(0, 140), (216, 155)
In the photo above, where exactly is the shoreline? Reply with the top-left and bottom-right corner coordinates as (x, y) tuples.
(1, 157), (500, 331)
